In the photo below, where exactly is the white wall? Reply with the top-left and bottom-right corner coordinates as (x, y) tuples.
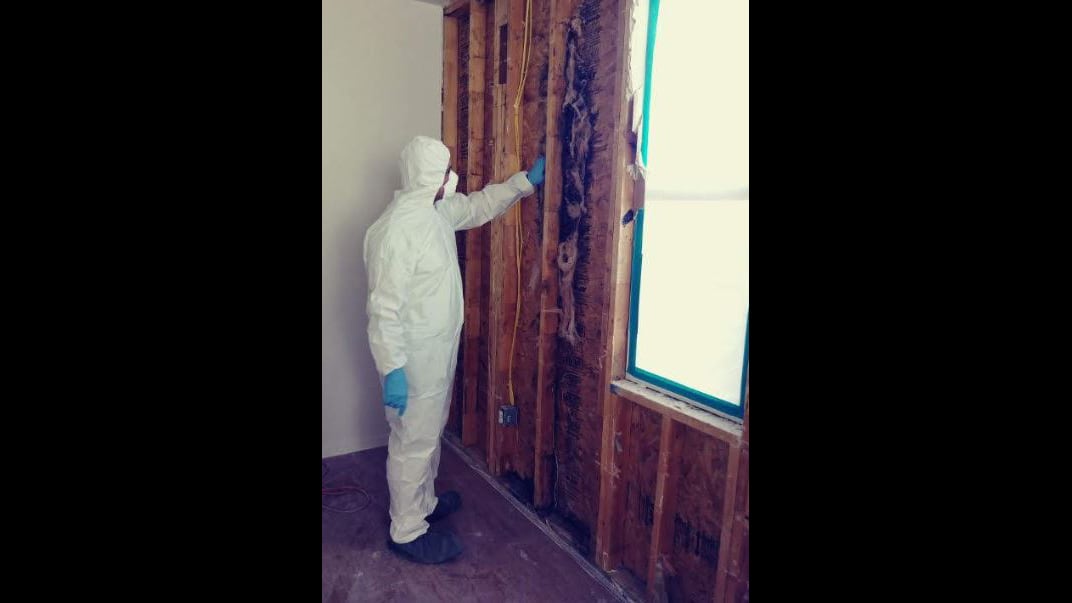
(323, 0), (442, 456)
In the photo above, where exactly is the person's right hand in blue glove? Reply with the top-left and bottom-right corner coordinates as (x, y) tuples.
(384, 368), (407, 417)
(527, 156), (545, 186)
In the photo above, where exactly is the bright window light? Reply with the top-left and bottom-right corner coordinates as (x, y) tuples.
(630, 0), (749, 414)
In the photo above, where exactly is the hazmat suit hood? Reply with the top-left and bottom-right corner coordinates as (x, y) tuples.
(396, 136), (451, 205)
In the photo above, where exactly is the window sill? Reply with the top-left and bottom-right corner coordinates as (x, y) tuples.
(610, 378), (743, 446)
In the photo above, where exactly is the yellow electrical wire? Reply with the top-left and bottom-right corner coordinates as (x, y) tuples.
(507, 0), (534, 408)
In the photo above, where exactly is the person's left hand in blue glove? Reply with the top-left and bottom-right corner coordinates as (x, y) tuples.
(527, 156), (545, 186)
(383, 368), (407, 417)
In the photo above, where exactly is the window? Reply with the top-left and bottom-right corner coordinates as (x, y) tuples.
(628, 0), (749, 419)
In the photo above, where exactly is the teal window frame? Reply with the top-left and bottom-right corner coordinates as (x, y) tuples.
(627, 0), (749, 420)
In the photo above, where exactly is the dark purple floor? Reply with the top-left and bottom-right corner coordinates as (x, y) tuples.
(322, 444), (617, 603)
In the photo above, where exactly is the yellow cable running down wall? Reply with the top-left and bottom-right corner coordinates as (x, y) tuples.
(507, 0), (534, 409)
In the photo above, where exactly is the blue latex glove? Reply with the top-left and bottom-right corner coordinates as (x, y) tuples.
(527, 156), (545, 186)
(384, 368), (407, 416)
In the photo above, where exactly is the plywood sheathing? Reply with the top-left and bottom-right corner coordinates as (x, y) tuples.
(551, 0), (621, 557)
(501, 0), (553, 497)
(462, 0), (489, 448)
(475, 0), (497, 458)
(670, 430), (731, 602)
(473, 0), (497, 454)
(719, 392), (749, 603)
(450, 229), (465, 437)
(484, 0), (504, 474)
(620, 403), (661, 581)
(448, 10), (472, 439)
(533, 0), (579, 511)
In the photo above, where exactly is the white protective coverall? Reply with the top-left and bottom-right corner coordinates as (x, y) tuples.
(364, 136), (534, 544)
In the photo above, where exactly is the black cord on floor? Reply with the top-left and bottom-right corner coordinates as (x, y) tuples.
(322, 461), (371, 513)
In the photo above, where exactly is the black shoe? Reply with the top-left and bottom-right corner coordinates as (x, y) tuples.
(427, 491), (462, 522)
(387, 530), (463, 564)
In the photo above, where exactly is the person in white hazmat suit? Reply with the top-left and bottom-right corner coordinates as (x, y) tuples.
(364, 135), (545, 564)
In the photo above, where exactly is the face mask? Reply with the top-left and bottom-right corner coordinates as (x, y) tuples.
(443, 170), (459, 197)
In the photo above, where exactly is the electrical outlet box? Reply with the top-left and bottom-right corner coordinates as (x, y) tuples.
(498, 405), (518, 426)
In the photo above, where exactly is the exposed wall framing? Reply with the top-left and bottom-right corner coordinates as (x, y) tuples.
(447, 6), (471, 439)
(463, 0), (488, 450)
(442, 2), (748, 601)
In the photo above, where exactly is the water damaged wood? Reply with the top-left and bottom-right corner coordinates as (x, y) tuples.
(441, 3), (747, 601)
